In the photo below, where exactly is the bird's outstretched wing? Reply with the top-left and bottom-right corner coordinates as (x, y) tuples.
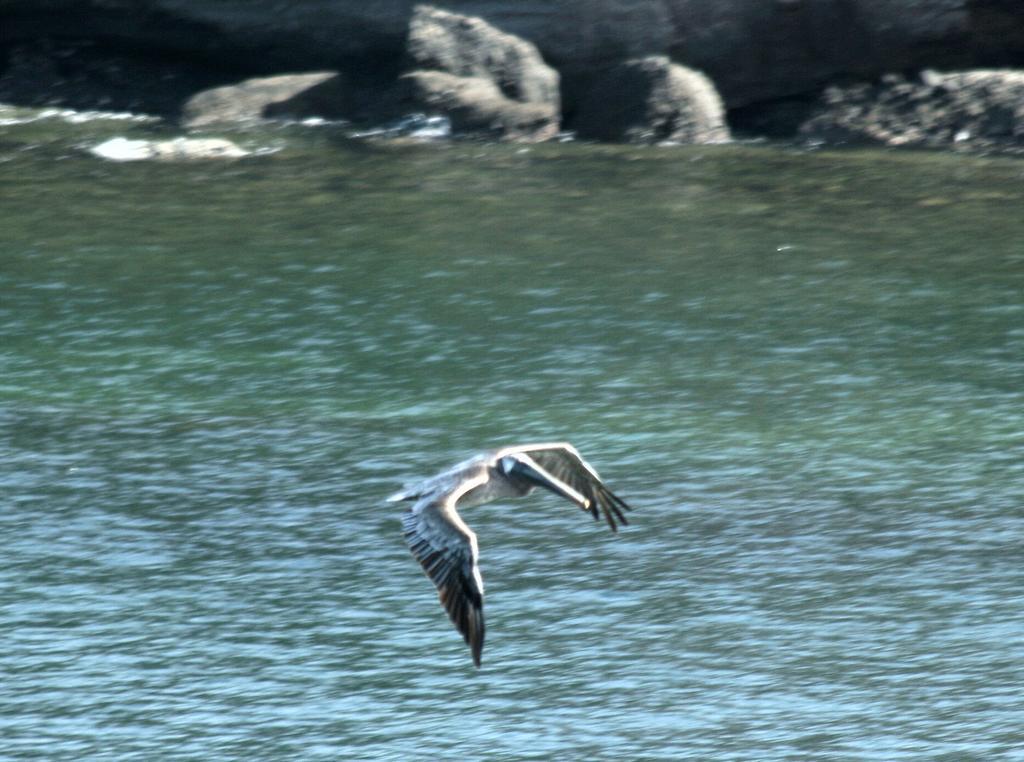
(500, 442), (632, 532)
(402, 480), (486, 667)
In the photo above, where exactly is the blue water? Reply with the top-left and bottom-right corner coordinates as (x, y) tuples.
(2, 114), (1024, 759)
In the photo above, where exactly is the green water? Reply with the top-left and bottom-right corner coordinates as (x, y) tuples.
(2, 114), (1024, 759)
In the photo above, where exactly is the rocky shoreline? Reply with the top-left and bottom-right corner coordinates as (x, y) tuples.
(3, 1), (1024, 153)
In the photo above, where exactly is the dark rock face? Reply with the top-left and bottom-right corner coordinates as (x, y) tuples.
(573, 56), (728, 143)
(4, 1), (1024, 146)
(662, 0), (972, 106)
(0, 39), (230, 116)
(400, 5), (560, 140)
(799, 70), (1024, 149)
(4, 1), (1024, 113)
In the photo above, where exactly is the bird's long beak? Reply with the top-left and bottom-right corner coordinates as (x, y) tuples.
(507, 453), (589, 509)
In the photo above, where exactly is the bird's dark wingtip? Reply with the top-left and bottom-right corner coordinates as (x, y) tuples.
(471, 638), (483, 668)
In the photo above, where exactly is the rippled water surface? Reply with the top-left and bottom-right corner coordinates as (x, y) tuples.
(3, 118), (1024, 760)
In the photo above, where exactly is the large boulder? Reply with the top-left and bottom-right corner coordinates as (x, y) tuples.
(573, 56), (729, 143)
(181, 72), (342, 127)
(400, 5), (560, 140)
(799, 70), (1024, 149)
(401, 70), (558, 140)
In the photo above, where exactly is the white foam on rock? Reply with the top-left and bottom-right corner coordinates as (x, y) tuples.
(89, 136), (250, 161)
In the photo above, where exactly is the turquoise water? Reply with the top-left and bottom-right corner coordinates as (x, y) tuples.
(3, 115), (1024, 759)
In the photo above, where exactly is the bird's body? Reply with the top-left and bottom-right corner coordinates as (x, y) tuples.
(391, 442), (632, 667)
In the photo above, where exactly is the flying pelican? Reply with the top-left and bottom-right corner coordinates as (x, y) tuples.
(390, 442), (632, 667)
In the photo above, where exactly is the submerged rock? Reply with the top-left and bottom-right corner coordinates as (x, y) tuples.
(400, 5), (560, 141)
(573, 56), (729, 144)
(89, 136), (249, 161)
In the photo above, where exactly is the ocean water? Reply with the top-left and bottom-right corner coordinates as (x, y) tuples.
(2, 113), (1024, 760)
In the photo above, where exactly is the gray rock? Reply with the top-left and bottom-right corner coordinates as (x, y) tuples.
(574, 56), (729, 143)
(406, 5), (560, 105)
(401, 70), (557, 140)
(181, 72), (342, 127)
(401, 5), (560, 140)
(799, 69), (1024, 149)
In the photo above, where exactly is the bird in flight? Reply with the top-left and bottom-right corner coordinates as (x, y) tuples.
(389, 442), (632, 667)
